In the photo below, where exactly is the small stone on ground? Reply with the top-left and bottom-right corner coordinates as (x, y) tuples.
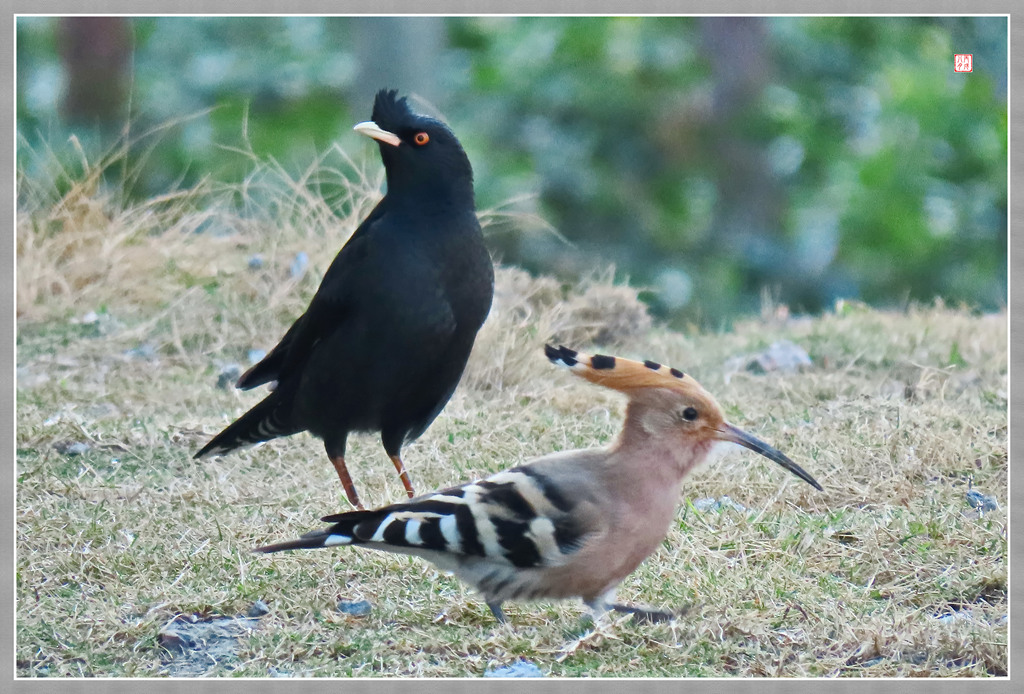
(337, 599), (372, 616)
(965, 489), (998, 513)
(54, 441), (91, 456)
(158, 615), (259, 677)
(217, 364), (242, 389)
(247, 600), (270, 618)
(484, 659), (545, 678)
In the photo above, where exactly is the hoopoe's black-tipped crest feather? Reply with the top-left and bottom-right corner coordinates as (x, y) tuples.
(545, 344), (707, 397)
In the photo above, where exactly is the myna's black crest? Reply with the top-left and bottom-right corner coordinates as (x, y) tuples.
(369, 89), (415, 131)
(360, 89), (474, 202)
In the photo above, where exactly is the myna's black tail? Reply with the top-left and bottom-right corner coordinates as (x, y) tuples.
(194, 393), (297, 459)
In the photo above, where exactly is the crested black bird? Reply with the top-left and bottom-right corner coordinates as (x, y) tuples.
(255, 345), (822, 625)
(195, 90), (494, 509)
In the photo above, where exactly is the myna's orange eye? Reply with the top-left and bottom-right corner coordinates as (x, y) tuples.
(414, 132), (430, 146)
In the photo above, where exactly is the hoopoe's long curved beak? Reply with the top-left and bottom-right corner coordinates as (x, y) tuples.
(353, 120), (402, 147)
(717, 423), (823, 490)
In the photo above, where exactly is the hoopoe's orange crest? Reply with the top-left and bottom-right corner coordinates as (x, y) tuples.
(544, 344), (711, 398)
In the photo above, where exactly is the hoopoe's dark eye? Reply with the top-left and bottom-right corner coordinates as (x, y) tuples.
(682, 407), (699, 421)
(413, 132), (430, 145)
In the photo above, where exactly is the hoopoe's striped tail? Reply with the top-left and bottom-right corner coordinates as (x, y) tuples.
(254, 510), (379, 553)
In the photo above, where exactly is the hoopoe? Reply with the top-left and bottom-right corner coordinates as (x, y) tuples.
(255, 344), (822, 624)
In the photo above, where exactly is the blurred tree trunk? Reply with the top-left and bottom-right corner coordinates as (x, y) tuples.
(351, 17), (447, 111)
(699, 18), (784, 287)
(58, 17), (132, 131)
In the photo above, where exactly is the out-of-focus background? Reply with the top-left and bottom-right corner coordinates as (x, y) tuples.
(16, 16), (1007, 324)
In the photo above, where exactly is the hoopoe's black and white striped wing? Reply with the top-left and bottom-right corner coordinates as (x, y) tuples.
(255, 464), (602, 571)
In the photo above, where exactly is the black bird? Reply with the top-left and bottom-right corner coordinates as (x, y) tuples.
(195, 90), (494, 509)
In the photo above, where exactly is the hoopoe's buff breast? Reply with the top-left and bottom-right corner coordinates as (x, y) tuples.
(256, 344), (822, 625)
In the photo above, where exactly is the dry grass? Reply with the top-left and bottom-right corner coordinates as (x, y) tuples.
(16, 139), (1007, 678)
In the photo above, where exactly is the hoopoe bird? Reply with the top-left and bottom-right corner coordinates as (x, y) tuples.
(255, 344), (822, 624)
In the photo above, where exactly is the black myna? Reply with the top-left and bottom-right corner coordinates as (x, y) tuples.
(196, 90), (494, 509)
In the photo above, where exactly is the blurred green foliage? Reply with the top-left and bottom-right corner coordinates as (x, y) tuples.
(16, 16), (1006, 324)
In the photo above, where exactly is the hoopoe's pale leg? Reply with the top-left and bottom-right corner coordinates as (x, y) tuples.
(487, 601), (507, 624)
(584, 590), (616, 626)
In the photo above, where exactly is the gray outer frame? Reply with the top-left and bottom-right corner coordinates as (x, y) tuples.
(8, 4), (1017, 693)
